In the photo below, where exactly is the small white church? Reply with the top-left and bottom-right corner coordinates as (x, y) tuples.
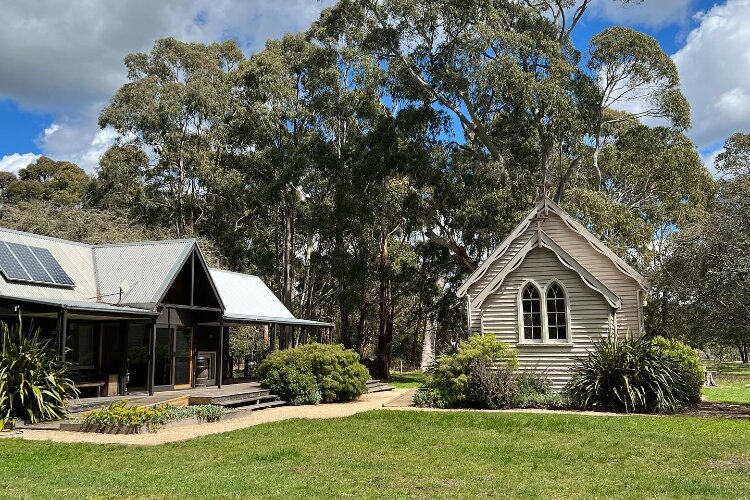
(458, 197), (647, 389)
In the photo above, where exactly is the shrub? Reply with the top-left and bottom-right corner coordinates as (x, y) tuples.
(257, 343), (369, 403)
(516, 370), (552, 396)
(81, 402), (223, 432)
(0, 323), (78, 423)
(651, 336), (704, 404)
(413, 388), (446, 408)
(564, 336), (698, 414)
(516, 392), (567, 410)
(425, 335), (517, 407)
(467, 360), (518, 409)
(263, 364), (321, 405)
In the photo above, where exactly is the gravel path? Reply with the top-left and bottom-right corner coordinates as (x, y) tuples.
(5, 389), (409, 446)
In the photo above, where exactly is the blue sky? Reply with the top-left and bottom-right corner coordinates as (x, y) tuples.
(0, 0), (746, 174)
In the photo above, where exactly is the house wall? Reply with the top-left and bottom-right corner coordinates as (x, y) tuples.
(481, 247), (613, 390)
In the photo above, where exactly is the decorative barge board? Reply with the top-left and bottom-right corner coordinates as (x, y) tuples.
(458, 197), (647, 390)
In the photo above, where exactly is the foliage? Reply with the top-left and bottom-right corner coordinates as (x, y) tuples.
(0, 323), (78, 423)
(413, 388), (446, 409)
(651, 336), (704, 404)
(4, 157), (90, 206)
(655, 135), (750, 358)
(424, 335), (517, 408)
(564, 336), (698, 414)
(467, 361), (519, 410)
(515, 391), (567, 410)
(10, 0), (715, 393)
(81, 402), (223, 432)
(257, 344), (369, 403)
(262, 364), (321, 406)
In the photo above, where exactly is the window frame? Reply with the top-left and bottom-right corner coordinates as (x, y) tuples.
(519, 280), (544, 343)
(517, 279), (572, 345)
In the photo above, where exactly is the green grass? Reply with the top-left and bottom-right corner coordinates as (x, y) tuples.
(3, 410), (750, 498)
(388, 371), (424, 388)
(703, 362), (750, 404)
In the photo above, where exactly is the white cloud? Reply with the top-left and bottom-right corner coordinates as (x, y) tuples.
(0, 153), (41, 173)
(673, 0), (750, 149)
(700, 145), (725, 177)
(591, 0), (694, 28)
(0, 0), (334, 170)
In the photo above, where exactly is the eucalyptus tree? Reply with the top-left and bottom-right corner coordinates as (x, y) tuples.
(582, 26), (691, 195)
(6, 156), (90, 206)
(653, 134), (750, 358)
(100, 37), (244, 237)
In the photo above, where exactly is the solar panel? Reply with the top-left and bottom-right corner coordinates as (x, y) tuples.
(30, 246), (75, 286)
(7, 242), (52, 283)
(0, 242), (30, 281)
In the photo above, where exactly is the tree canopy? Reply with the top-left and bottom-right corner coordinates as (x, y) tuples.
(4, 0), (722, 374)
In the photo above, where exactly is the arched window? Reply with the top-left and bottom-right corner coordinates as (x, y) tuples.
(521, 283), (542, 340)
(546, 282), (567, 340)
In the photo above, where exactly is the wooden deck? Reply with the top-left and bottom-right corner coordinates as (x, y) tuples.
(67, 382), (280, 413)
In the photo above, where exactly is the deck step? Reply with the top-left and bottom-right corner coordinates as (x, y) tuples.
(188, 389), (272, 406)
(192, 392), (278, 408)
(366, 381), (395, 393)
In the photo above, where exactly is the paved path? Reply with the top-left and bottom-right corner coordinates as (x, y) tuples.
(4, 389), (411, 446)
(382, 388), (417, 407)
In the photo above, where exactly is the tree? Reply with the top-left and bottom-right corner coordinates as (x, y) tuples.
(657, 133), (750, 360)
(100, 37), (244, 236)
(582, 26), (690, 193)
(6, 157), (89, 206)
(88, 145), (150, 216)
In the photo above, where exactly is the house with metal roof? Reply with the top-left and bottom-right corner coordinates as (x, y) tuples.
(0, 227), (332, 397)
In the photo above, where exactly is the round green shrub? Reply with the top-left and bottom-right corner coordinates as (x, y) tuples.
(257, 343), (369, 403)
(263, 364), (321, 405)
(424, 334), (518, 408)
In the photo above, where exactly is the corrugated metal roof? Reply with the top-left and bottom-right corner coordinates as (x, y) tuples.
(223, 313), (334, 327)
(210, 269), (333, 327)
(210, 269), (294, 319)
(0, 228), (98, 303)
(1, 295), (158, 316)
(93, 240), (194, 306)
(0, 228), (332, 326)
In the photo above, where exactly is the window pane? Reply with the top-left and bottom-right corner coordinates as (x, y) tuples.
(546, 283), (566, 340)
(521, 284), (543, 340)
(69, 323), (95, 367)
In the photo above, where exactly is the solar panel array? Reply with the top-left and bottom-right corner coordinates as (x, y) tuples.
(0, 241), (75, 287)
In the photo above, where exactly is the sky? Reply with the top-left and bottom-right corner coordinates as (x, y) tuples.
(0, 0), (746, 175)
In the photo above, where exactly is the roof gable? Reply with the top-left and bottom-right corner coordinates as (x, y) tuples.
(459, 197), (646, 299)
(470, 230), (621, 309)
(93, 240), (195, 307)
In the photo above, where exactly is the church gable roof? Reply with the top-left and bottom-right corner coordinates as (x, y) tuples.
(458, 197), (646, 302)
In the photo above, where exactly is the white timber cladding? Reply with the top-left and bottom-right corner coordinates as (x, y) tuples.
(482, 247), (613, 390)
(462, 199), (646, 389)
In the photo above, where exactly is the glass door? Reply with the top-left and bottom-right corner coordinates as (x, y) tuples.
(126, 324), (149, 391)
(174, 327), (193, 388)
(154, 328), (173, 387)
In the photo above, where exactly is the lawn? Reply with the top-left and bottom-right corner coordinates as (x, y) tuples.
(703, 362), (750, 405)
(3, 410), (750, 498)
(388, 371), (424, 388)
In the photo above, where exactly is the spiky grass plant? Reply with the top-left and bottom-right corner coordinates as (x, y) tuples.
(564, 335), (695, 414)
(0, 322), (78, 423)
